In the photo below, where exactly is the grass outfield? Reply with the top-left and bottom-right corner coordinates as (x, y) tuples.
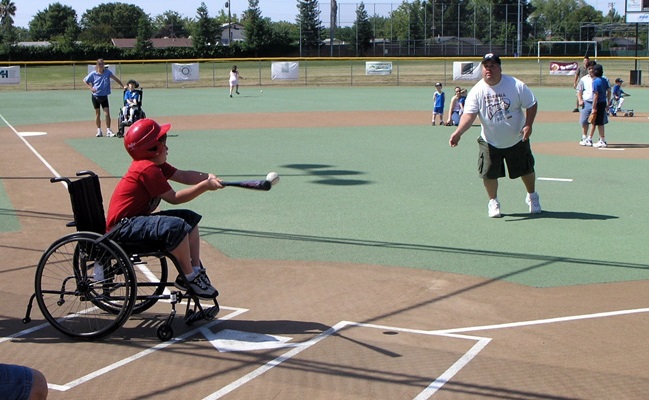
(2, 86), (649, 288)
(2, 57), (649, 90)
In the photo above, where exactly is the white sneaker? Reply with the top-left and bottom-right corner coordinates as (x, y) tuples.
(579, 138), (592, 146)
(96, 129), (103, 137)
(593, 140), (607, 148)
(106, 129), (115, 137)
(526, 192), (542, 214)
(488, 199), (502, 218)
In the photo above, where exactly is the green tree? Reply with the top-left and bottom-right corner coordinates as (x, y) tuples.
(296, 0), (322, 50)
(0, 0), (17, 45)
(242, 0), (270, 55)
(135, 15), (153, 54)
(192, 2), (220, 56)
(79, 3), (148, 44)
(153, 11), (190, 38)
(352, 2), (373, 56)
(29, 3), (79, 41)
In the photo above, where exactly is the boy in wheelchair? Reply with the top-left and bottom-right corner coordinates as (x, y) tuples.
(117, 80), (145, 137)
(122, 79), (140, 124)
(106, 118), (223, 298)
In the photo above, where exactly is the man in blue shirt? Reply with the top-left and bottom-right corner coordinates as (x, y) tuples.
(84, 58), (125, 137)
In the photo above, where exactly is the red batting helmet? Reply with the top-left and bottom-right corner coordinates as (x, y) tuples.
(124, 118), (170, 160)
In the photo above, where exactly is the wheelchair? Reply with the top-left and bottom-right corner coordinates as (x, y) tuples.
(609, 95), (634, 117)
(23, 171), (219, 341)
(117, 86), (146, 138)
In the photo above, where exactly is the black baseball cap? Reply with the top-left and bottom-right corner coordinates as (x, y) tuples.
(482, 53), (501, 65)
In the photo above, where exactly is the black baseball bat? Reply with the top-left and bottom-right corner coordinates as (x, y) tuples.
(222, 179), (272, 191)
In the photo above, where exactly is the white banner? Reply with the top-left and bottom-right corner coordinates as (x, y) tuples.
(271, 62), (299, 80)
(172, 63), (199, 81)
(0, 66), (20, 84)
(365, 61), (392, 75)
(452, 62), (481, 81)
(549, 61), (578, 76)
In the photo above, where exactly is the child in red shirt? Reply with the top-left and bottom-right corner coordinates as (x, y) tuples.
(106, 118), (222, 298)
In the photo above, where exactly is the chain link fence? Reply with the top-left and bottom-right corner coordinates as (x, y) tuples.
(0, 57), (647, 91)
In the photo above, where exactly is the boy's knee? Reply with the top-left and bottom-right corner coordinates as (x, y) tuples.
(29, 368), (48, 400)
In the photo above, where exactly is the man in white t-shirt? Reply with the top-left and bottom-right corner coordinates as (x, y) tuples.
(449, 53), (540, 218)
(576, 60), (596, 146)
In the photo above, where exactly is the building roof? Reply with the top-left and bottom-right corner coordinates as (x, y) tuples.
(111, 38), (193, 49)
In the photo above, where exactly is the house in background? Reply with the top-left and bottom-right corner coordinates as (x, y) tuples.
(220, 23), (245, 46)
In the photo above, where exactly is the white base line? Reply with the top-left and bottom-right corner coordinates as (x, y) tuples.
(0, 113), (59, 178)
(537, 177), (573, 182)
(432, 307), (649, 335)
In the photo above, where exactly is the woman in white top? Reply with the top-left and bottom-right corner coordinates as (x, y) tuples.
(445, 86), (463, 126)
(229, 65), (244, 97)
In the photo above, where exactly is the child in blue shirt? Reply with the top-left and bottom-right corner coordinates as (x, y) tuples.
(609, 78), (628, 116)
(122, 79), (140, 123)
(432, 82), (445, 126)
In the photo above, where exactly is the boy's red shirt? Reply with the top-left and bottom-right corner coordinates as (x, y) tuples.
(106, 160), (177, 231)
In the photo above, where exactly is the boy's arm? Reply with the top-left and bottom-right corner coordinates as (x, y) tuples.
(159, 175), (223, 205)
(170, 169), (221, 185)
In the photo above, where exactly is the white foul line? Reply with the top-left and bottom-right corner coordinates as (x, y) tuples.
(0, 113), (60, 178)
(537, 177), (573, 182)
(431, 307), (649, 335)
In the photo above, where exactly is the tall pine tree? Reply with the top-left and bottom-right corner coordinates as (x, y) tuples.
(296, 0), (322, 50)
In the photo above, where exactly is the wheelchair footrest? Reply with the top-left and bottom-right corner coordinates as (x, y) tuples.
(184, 303), (219, 325)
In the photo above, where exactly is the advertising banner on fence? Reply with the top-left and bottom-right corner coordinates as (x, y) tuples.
(0, 66), (20, 84)
(365, 61), (392, 75)
(271, 62), (299, 80)
(452, 61), (481, 81)
(172, 63), (199, 81)
(549, 61), (578, 75)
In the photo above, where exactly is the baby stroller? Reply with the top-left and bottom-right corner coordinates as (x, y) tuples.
(117, 80), (146, 138)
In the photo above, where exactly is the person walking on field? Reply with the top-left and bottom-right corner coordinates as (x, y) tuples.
(573, 56), (589, 112)
(229, 65), (244, 98)
(83, 58), (125, 137)
(449, 53), (541, 218)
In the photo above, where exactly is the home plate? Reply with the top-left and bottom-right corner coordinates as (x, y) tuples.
(19, 132), (47, 137)
(201, 328), (293, 352)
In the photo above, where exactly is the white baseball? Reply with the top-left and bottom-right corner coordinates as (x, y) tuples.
(266, 171), (279, 185)
(260, 90), (263, 93)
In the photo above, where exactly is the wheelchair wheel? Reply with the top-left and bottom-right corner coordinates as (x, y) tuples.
(35, 232), (136, 340)
(128, 255), (169, 314)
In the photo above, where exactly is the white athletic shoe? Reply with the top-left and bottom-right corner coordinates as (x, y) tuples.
(96, 129), (103, 137)
(106, 129), (115, 138)
(488, 198), (502, 218)
(593, 140), (607, 148)
(579, 138), (592, 146)
(525, 192), (542, 214)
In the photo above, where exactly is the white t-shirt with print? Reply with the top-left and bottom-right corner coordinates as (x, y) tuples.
(464, 74), (537, 149)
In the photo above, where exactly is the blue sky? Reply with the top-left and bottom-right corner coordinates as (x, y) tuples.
(13, 0), (625, 29)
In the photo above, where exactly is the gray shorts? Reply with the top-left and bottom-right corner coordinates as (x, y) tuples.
(477, 137), (535, 180)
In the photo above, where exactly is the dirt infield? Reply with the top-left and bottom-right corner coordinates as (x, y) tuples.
(2, 110), (649, 399)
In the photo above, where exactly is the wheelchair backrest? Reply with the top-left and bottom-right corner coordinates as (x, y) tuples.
(62, 172), (107, 234)
(123, 88), (144, 107)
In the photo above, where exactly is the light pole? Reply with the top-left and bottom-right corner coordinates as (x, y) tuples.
(516, 0), (522, 56)
(225, 1), (232, 46)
